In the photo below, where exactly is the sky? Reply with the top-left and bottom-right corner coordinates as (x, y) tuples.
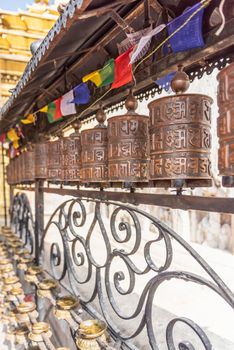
(0, 1), (55, 11)
(0, 0), (28, 11)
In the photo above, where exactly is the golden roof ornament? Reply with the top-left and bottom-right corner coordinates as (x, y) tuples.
(34, 0), (49, 5)
(57, 1), (70, 14)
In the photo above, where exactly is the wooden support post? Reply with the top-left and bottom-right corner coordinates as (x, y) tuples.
(35, 179), (44, 265)
(1, 144), (7, 226)
(9, 185), (14, 224)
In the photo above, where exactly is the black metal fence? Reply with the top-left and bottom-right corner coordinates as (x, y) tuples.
(10, 191), (234, 350)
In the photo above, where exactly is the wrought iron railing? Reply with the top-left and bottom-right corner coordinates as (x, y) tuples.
(10, 192), (35, 256)
(11, 192), (234, 350)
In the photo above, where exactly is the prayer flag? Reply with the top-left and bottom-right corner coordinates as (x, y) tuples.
(47, 98), (63, 123)
(118, 26), (152, 55)
(7, 128), (19, 142)
(71, 83), (91, 105)
(21, 114), (36, 125)
(16, 125), (24, 139)
(99, 59), (115, 87)
(60, 90), (76, 116)
(155, 72), (176, 92)
(0, 134), (6, 143)
(13, 140), (19, 149)
(40, 105), (48, 113)
(130, 24), (166, 64)
(112, 47), (133, 89)
(167, 3), (205, 53)
(82, 70), (102, 87)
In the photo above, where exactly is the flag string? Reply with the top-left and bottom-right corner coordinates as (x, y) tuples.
(14, 0), (212, 136)
(133, 0), (211, 71)
(58, 0), (212, 133)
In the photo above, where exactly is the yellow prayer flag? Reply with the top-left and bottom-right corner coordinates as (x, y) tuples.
(82, 70), (102, 87)
(40, 105), (48, 113)
(13, 140), (19, 149)
(21, 114), (36, 125)
(7, 128), (19, 142)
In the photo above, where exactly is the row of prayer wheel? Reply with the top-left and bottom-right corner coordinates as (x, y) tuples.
(217, 62), (234, 187)
(6, 65), (234, 188)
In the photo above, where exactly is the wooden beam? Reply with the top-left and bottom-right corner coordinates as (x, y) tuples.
(47, 17), (234, 134)
(17, 186), (234, 214)
(75, 0), (142, 20)
(2, 5), (234, 134)
(25, 1), (146, 113)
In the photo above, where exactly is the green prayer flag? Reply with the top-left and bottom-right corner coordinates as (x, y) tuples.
(99, 59), (115, 87)
(47, 100), (63, 124)
(47, 102), (56, 123)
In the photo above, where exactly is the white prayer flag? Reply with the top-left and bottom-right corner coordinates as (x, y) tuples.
(60, 90), (76, 116)
(118, 26), (152, 55)
(130, 24), (166, 64)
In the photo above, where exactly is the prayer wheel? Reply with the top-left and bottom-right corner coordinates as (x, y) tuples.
(24, 148), (35, 183)
(11, 156), (16, 185)
(35, 138), (48, 179)
(20, 152), (26, 184)
(148, 67), (213, 188)
(108, 93), (149, 186)
(6, 163), (12, 185)
(81, 109), (108, 185)
(61, 122), (81, 183)
(47, 137), (62, 183)
(10, 158), (15, 185)
(217, 62), (234, 187)
(15, 155), (20, 185)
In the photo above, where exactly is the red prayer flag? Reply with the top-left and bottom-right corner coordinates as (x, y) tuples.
(47, 98), (63, 123)
(55, 97), (63, 120)
(112, 47), (133, 89)
(0, 133), (6, 143)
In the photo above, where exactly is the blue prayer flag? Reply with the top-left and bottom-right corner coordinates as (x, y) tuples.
(71, 83), (91, 105)
(167, 3), (205, 53)
(155, 72), (176, 92)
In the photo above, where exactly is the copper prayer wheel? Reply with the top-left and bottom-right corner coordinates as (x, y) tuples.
(12, 156), (17, 185)
(217, 62), (234, 187)
(148, 68), (213, 188)
(47, 137), (62, 183)
(20, 152), (26, 184)
(7, 160), (11, 185)
(61, 122), (81, 183)
(13, 157), (18, 185)
(24, 148), (35, 183)
(35, 139), (48, 179)
(108, 93), (149, 186)
(6, 163), (13, 185)
(81, 109), (108, 184)
(15, 155), (21, 185)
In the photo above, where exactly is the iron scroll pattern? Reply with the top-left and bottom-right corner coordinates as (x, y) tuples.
(40, 198), (234, 350)
(10, 192), (35, 256)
